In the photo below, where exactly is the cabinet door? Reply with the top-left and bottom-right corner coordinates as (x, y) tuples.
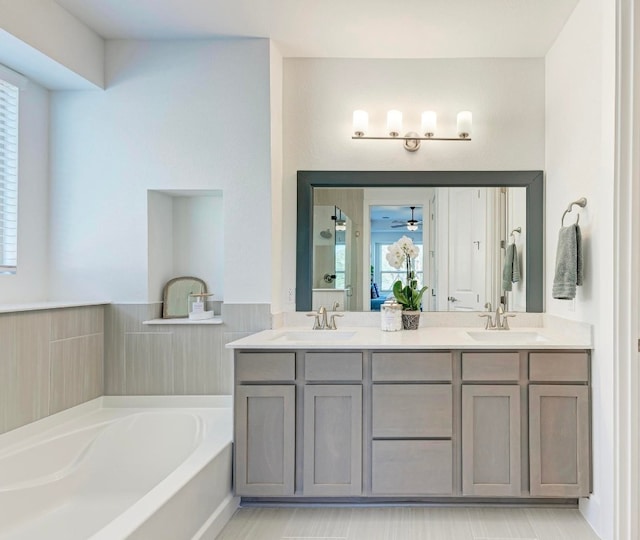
(529, 385), (590, 497)
(303, 385), (362, 496)
(462, 385), (521, 496)
(235, 385), (295, 496)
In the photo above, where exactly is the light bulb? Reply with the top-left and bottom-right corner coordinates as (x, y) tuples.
(387, 110), (402, 137)
(421, 111), (437, 137)
(352, 110), (368, 137)
(457, 111), (472, 138)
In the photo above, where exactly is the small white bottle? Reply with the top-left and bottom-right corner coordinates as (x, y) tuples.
(188, 292), (215, 320)
(380, 299), (402, 332)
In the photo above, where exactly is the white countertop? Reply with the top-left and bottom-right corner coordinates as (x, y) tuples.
(225, 322), (592, 350)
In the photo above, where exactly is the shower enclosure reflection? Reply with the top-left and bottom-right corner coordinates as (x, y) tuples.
(312, 194), (362, 311)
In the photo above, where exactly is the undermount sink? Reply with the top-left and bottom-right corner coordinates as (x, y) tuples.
(270, 331), (357, 342)
(466, 331), (548, 343)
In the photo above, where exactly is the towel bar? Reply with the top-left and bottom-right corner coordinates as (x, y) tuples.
(561, 197), (587, 226)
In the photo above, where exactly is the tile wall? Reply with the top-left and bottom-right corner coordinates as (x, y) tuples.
(104, 303), (271, 396)
(0, 305), (104, 435)
(0, 302), (271, 436)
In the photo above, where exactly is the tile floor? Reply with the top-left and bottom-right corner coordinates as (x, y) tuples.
(217, 506), (601, 540)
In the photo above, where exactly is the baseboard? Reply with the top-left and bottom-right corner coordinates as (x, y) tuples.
(192, 494), (240, 540)
(240, 496), (579, 508)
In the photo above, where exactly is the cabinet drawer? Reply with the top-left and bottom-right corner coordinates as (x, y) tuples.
(462, 353), (520, 381)
(305, 352), (362, 381)
(529, 353), (589, 382)
(372, 384), (452, 438)
(372, 440), (453, 495)
(236, 352), (295, 382)
(372, 352), (452, 382)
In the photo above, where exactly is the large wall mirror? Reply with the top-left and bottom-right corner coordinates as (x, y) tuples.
(296, 171), (543, 313)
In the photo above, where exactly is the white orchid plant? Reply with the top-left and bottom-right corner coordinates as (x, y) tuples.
(385, 236), (428, 311)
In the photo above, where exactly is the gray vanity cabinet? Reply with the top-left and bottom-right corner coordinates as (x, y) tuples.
(529, 353), (590, 497)
(234, 353), (296, 496)
(303, 352), (363, 496)
(461, 352), (522, 496)
(303, 384), (362, 496)
(462, 385), (521, 496)
(232, 348), (591, 501)
(371, 352), (454, 496)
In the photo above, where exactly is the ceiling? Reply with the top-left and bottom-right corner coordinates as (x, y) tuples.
(54, 0), (579, 58)
(370, 205), (424, 233)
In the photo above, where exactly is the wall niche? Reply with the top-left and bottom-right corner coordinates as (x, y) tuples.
(147, 190), (223, 308)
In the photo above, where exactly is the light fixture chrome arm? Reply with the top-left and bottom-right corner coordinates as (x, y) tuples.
(352, 133), (471, 152)
(351, 135), (472, 141)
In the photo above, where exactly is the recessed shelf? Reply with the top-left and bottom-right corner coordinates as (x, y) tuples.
(142, 316), (223, 325)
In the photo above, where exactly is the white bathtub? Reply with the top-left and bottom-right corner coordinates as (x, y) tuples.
(0, 396), (237, 540)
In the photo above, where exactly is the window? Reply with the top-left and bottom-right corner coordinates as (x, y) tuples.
(0, 76), (18, 274)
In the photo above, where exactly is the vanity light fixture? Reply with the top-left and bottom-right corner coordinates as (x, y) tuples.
(352, 109), (472, 152)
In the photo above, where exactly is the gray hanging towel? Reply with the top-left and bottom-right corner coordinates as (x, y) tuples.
(502, 243), (521, 291)
(552, 223), (583, 299)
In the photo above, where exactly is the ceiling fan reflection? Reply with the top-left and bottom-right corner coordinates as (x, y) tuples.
(391, 206), (422, 230)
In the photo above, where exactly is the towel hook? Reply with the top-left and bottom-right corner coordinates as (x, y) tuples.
(561, 197), (587, 226)
(509, 227), (521, 244)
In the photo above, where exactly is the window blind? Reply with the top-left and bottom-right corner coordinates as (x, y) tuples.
(0, 78), (18, 274)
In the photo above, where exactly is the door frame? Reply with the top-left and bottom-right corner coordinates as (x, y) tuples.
(614, 0), (640, 537)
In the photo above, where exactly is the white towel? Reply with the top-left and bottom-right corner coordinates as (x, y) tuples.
(552, 224), (583, 300)
(502, 243), (521, 292)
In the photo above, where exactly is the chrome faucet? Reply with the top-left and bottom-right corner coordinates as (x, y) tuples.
(307, 306), (327, 329)
(494, 304), (504, 329)
(478, 303), (515, 330)
(327, 311), (343, 330)
(500, 311), (516, 330)
(307, 305), (343, 330)
(306, 306), (328, 329)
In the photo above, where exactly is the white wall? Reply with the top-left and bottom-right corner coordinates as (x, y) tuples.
(270, 43), (284, 312)
(49, 39), (272, 303)
(0, 72), (49, 303)
(545, 0), (616, 537)
(0, 0), (104, 89)
(282, 58), (546, 311)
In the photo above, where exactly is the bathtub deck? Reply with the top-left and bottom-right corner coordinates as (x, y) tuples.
(1, 494), (140, 540)
(0, 396), (233, 540)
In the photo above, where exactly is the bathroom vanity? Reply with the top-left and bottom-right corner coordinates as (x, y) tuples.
(227, 325), (591, 502)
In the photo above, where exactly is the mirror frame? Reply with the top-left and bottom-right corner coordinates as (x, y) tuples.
(162, 276), (207, 318)
(296, 170), (544, 312)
